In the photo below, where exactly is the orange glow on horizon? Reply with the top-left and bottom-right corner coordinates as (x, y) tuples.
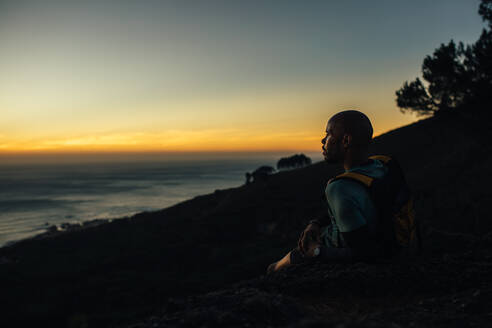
(0, 131), (320, 153)
(0, 120), (409, 154)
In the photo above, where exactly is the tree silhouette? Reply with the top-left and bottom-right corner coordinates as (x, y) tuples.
(480, 0), (492, 28)
(277, 154), (312, 170)
(245, 166), (275, 184)
(396, 0), (492, 116)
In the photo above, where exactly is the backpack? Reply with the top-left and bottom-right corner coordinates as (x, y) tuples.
(328, 155), (422, 256)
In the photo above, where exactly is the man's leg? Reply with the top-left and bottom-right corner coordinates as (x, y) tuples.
(267, 224), (339, 274)
(266, 247), (305, 274)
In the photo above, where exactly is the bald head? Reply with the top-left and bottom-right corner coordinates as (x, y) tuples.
(327, 110), (373, 148)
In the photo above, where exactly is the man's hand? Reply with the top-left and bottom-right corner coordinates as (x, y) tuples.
(298, 223), (321, 257)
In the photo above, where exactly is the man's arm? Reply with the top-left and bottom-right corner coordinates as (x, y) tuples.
(317, 180), (381, 261)
(308, 213), (331, 227)
(316, 225), (379, 262)
(298, 222), (382, 261)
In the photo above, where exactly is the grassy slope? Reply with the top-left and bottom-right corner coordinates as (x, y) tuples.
(1, 112), (491, 327)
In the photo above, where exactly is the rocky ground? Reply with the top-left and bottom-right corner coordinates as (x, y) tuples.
(125, 230), (492, 328)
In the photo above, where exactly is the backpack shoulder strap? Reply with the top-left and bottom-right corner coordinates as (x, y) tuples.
(328, 171), (374, 188)
(328, 155), (393, 187)
(369, 155), (392, 164)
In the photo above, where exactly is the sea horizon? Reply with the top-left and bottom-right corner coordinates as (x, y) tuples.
(0, 152), (323, 247)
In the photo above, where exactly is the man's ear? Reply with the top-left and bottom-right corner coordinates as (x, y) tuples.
(342, 134), (352, 149)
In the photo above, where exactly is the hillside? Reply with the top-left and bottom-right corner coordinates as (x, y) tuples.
(1, 112), (491, 327)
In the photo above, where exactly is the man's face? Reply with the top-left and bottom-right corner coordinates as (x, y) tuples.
(321, 120), (344, 163)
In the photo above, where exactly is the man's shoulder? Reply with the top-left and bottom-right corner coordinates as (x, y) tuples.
(326, 159), (388, 199)
(350, 159), (388, 179)
(325, 178), (367, 200)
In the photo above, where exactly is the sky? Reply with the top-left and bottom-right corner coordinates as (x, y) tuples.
(0, 0), (485, 154)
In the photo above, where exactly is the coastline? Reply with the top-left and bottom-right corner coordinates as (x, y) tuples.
(0, 156), (285, 250)
(1, 217), (116, 249)
(0, 183), (241, 251)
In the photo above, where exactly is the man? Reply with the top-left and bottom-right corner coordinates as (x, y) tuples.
(267, 110), (389, 273)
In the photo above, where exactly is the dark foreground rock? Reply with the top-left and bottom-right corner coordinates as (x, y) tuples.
(126, 232), (492, 328)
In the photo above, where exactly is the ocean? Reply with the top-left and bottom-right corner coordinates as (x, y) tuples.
(0, 154), (319, 247)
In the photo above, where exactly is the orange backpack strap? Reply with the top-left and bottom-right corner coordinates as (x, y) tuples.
(369, 155), (392, 164)
(328, 155), (391, 187)
(329, 171), (374, 188)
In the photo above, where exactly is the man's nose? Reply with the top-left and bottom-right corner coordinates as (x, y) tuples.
(321, 137), (326, 145)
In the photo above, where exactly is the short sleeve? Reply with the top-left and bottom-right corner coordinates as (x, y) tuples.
(325, 181), (367, 232)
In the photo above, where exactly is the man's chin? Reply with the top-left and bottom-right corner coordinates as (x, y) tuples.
(323, 156), (338, 164)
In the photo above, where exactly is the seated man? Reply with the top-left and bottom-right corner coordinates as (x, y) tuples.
(267, 110), (391, 273)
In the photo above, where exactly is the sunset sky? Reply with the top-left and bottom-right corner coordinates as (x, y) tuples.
(0, 0), (484, 154)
